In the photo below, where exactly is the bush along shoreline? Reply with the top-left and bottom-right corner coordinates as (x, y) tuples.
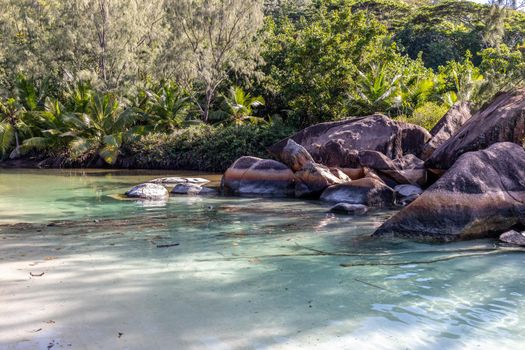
(3, 123), (296, 173)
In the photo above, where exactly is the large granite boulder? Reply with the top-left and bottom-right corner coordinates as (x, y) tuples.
(294, 162), (350, 198)
(320, 177), (395, 208)
(125, 183), (169, 199)
(310, 141), (361, 168)
(359, 150), (427, 185)
(420, 102), (472, 161)
(426, 90), (525, 170)
(268, 114), (431, 168)
(374, 142), (525, 241)
(311, 141), (364, 180)
(221, 156), (294, 196)
(221, 156), (261, 192)
(273, 139), (314, 172)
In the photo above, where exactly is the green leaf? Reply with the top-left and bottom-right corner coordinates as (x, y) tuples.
(99, 135), (120, 165)
(0, 122), (14, 157)
(22, 137), (48, 149)
(69, 137), (96, 160)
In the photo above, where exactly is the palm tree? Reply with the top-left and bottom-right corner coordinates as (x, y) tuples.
(0, 98), (30, 159)
(438, 54), (484, 106)
(212, 86), (266, 126)
(15, 74), (52, 111)
(62, 80), (94, 114)
(18, 98), (72, 156)
(65, 93), (142, 165)
(349, 63), (401, 115)
(398, 77), (436, 115)
(143, 82), (192, 132)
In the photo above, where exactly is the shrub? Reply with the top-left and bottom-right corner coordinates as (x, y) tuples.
(123, 123), (296, 172)
(396, 102), (449, 131)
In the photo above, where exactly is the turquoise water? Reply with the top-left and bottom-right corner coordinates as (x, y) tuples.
(1, 169), (524, 349)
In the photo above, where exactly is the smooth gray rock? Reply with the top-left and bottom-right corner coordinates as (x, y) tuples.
(125, 183), (169, 199)
(275, 139), (315, 172)
(149, 177), (210, 185)
(329, 203), (369, 215)
(294, 162), (350, 198)
(320, 178), (395, 208)
(171, 183), (217, 195)
(394, 185), (423, 206)
(500, 230), (525, 246)
(221, 157), (294, 196)
(394, 184), (423, 197)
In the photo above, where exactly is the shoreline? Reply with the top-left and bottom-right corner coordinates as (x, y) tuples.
(0, 158), (223, 173)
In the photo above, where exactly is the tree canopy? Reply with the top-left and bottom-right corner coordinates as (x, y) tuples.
(0, 0), (523, 163)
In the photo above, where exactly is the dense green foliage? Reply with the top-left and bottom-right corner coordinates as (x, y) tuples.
(0, 0), (524, 169)
(123, 123), (295, 172)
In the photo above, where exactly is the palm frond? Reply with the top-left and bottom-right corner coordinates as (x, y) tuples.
(0, 122), (14, 157)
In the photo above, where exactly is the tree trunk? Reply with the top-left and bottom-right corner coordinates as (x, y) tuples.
(98, 0), (108, 83)
(14, 130), (19, 150)
(203, 86), (214, 123)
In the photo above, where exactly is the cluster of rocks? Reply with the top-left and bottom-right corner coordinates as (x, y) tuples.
(221, 89), (525, 243)
(125, 177), (217, 200)
(222, 113), (432, 208)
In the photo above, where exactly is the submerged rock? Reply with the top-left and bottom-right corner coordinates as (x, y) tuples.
(171, 183), (217, 195)
(149, 177), (210, 185)
(320, 178), (395, 208)
(426, 89), (525, 170)
(294, 162), (350, 198)
(125, 183), (169, 199)
(329, 203), (368, 215)
(420, 102), (472, 161)
(500, 230), (525, 246)
(221, 157), (294, 196)
(359, 151), (427, 185)
(268, 114), (431, 167)
(374, 142), (525, 241)
(274, 139), (314, 172)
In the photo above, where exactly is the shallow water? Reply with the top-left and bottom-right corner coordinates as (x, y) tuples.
(0, 169), (524, 350)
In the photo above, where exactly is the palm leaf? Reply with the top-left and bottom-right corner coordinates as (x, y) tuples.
(69, 137), (97, 160)
(0, 122), (14, 157)
(99, 135), (120, 165)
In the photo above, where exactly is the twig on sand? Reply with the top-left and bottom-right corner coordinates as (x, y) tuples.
(353, 278), (394, 292)
(156, 243), (180, 248)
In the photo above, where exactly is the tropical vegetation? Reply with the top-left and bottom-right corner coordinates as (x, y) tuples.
(0, 0), (523, 170)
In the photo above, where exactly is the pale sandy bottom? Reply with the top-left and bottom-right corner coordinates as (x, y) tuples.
(1, 170), (525, 350)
